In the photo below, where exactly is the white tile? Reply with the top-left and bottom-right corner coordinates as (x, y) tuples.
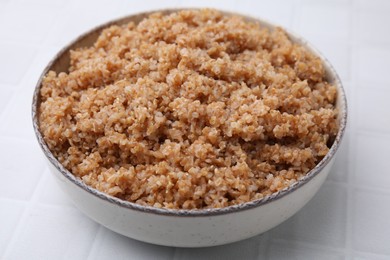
(352, 189), (390, 255)
(176, 0), (237, 11)
(88, 227), (174, 260)
(0, 138), (45, 200)
(120, 0), (183, 13)
(5, 204), (99, 259)
(0, 3), (59, 44)
(18, 45), (60, 91)
(353, 252), (390, 260)
(46, 0), (143, 49)
(37, 170), (75, 207)
(297, 3), (351, 42)
(0, 87), (14, 116)
(355, 9), (390, 44)
(0, 199), (25, 256)
(357, 0), (390, 13)
(302, 0), (351, 5)
(0, 46), (64, 139)
(0, 43), (37, 85)
(12, 0), (68, 7)
(267, 241), (344, 260)
(68, 0), (123, 19)
(269, 183), (347, 248)
(174, 235), (266, 260)
(356, 87), (390, 133)
(0, 0), (11, 17)
(44, 6), (119, 48)
(0, 84), (37, 140)
(235, 0), (295, 28)
(354, 133), (390, 188)
(355, 46), (390, 87)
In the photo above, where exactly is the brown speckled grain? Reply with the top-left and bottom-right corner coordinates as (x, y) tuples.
(39, 9), (338, 209)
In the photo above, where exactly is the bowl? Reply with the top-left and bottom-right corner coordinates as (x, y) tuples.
(32, 9), (347, 247)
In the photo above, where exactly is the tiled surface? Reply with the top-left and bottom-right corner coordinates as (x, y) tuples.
(173, 235), (267, 259)
(270, 183), (348, 248)
(5, 205), (99, 259)
(0, 199), (25, 256)
(355, 46), (390, 87)
(0, 43), (37, 85)
(267, 241), (345, 260)
(352, 188), (390, 255)
(0, 137), (45, 200)
(297, 2), (351, 42)
(0, 0), (389, 259)
(88, 227), (175, 260)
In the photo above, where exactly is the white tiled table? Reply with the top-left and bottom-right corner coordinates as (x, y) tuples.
(0, 0), (389, 259)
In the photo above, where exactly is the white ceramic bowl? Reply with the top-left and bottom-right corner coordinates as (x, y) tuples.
(32, 9), (347, 247)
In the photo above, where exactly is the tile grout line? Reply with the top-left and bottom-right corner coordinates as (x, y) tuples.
(270, 238), (346, 255)
(33, 199), (76, 210)
(343, 0), (359, 258)
(0, 85), (17, 124)
(0, 78), (35, 130)
(349, 249), (390, 259)
(327, 174), (390, 195)
(258, 232), (271, 259)
(172, 243), (178, 259)
(1, 170), (49, 259)
(343, 174), (355, 260)
(344, 0), (354, 87)
(355, 127), (390, 139)
(0, 41), (40, 88)
(355, 125), (390, 136)
(40, 0), (74, 49)
(86, 225), (105, 260)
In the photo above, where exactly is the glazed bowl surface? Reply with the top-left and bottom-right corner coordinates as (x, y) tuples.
(32, 9), (347, 247)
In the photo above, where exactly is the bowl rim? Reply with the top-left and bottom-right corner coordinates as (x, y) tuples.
(32, 8), (348, 217)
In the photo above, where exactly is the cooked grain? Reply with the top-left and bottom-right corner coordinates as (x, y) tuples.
(39, 9), (338, 209)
